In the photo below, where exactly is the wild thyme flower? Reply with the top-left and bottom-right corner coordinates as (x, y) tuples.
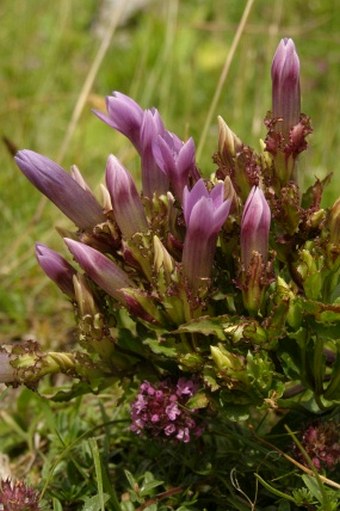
(0, 479), (40, 511)
(130, 378), (203, 443)
(15, 150), (105, 230)
(35, 243), (76, 298)
(182, 179), (231, 290)
(105, 154), (148, 238)
(295, 421), (340, 471)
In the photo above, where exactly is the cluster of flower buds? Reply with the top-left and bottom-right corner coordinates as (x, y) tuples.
(130, 378), (204, 442)
(294, 421), (340, 471)
(0, 479), (40, 511)
(1, 38), (337, 426)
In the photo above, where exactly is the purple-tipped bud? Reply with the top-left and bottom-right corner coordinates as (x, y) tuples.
(64, 238), (134, 302)
(105, 155), (148, 238)
(15, 150), (105, 230)
(271, 38), (301, 139)
(35, 243), (76, 298)
(241, 186), (271, 269)
(93, 91), (144, 151)
(182, 179), (231, 289)
(153, 134), (196, 202)
(140, 109), (169, 197)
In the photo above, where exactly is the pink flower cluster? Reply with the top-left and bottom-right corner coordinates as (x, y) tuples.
(130, 378), (204, 443)
(297, 421), (340, 471)
(0, 479), (40, 511)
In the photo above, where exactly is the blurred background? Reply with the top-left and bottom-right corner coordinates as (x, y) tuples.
(0, 0), (339, 344)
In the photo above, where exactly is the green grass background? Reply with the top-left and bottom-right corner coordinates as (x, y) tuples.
(0, 0), (339, 342)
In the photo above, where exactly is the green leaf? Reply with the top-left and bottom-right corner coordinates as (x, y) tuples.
(186, 391), (209, 410)
(174, 315), (228, 340)
(301, 475), (323, 504)
(81, 494), (110, 511)
(143, 337), (177, 358)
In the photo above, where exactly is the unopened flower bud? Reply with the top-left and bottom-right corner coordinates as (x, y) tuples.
(64, 238), (134, 303)
(271, 38), (300, 139)
(241, 186), (271, 269)
(35, 243), (76, 298)
(73, 274), (97, 317)
(210, 345), (248, 385)
(153, 235), (174, 274)
(15, 150), (105, 230)
(329, 197), (340, 244)
(105, 155), (148, 238)
(217, 116), (242, 158)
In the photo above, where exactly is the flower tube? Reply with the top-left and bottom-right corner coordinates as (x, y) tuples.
(64, 238), (134, 302)
(153, 134), (196, 202)
(241, 186), (271, 269)
(105, 155), (148, 238)
(15, 150), (105, 230)
(93, 91), (144, 151)
(35, 243), (76, 298)
(271, 37), (300, 139)
(182, 179), (231, 290)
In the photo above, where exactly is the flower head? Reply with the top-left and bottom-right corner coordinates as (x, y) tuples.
(153, 133), (196, 201)
(0, 478), (40, 511)
(35, 243), (76, 298)
(271, 38), (301, 139)
(182, 179), (231, 289)
(93, 91), (144, 151)
(295, 421), (340, 471)
(15, 150), (105, 230)
(130, 378), (203, 443)
(241, 186), (271, 269)
(95, 92), (171, 197)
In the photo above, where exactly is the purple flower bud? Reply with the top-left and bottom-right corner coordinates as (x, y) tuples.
(153, 134), (196, 202)
(15, 150), (105, 230)
(140, 109), (169, 197)
(64, 238), (134, 302)
(35, 243), (76, 298)
(93, 91), (144, 151)
(241, 186), (271, 269)
(271, 38), (301, 139)
(182, 179), (231, 289)
(105, 155), (148, 238)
